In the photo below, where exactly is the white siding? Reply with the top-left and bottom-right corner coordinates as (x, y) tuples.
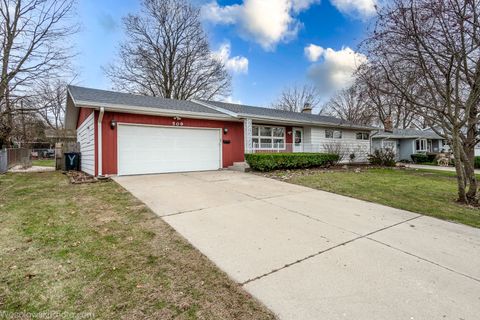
(303, 126), (371, 163)
(77, 113), (95, 175)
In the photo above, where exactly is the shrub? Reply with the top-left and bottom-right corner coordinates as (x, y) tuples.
(322, 142), (345, 164)
(368, 149), (396, 167)
(410, 153), (435, 163)
(475, 156), (480, 169)
(349, 152), (356, 163)
(244, 153), (340, 172)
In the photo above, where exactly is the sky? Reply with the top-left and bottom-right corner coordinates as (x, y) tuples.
(72, 0), (376, 113)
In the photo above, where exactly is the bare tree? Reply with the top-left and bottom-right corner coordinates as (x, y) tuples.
(322, 84), (375, 126)
(272, 84), (321, 112)
(34, 78), (73, 130)
(0, 0), (77, 146)
(362, 0), (480, 204)
(105, 0), (231, 100)
(357, 64), (419, 129)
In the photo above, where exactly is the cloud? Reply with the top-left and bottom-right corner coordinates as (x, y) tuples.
(200, 2), (240, 24)
(306, 46), (367, 95)
(304, 44), (324, 62)
(201, 0), (319, 51)
(330, 0), (377, 18)
(212, 43), (249, 74)
(222, 96), (243, 104)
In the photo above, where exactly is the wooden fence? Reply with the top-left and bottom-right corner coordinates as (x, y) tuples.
(0, 148), (31, 173)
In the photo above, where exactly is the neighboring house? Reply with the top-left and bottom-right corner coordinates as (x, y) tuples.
(65, 86), (375, 176)
(372, 128), (446, 161)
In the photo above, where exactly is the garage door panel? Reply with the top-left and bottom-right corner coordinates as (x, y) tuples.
(118, 125), (221, 175)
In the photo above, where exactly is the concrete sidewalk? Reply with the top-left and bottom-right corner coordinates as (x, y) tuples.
(406, 163), (480, 174)
(114, 171), (480, 320)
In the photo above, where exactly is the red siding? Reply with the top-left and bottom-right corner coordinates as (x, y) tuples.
(76, 107), (94, 128)
(101, 112), (244, 175)
(285, 126), (293, 144)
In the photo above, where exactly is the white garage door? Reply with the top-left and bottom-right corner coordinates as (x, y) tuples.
(117, 124), (221, 175)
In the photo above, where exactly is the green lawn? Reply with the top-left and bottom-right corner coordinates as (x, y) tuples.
(31, 159), (55, 167)
(0, 172), (274, 319)
(282, 168), (480, 228)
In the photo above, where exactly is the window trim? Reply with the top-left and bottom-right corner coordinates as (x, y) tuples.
(356, 132), (370, 140)
(415, 139), (427, 152)
(252, 125), (286, 150)
(325, 129), (343, 139)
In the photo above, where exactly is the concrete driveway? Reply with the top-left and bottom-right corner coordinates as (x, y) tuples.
(114, 171), (480, 320)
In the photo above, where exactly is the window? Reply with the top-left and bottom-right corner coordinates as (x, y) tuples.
(325, 129), (342, 139)
(356, 132), (370, 140)
(252, 125), (285, 150)
(415, 139), (427, 152)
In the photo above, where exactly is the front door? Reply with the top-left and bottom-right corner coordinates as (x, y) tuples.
(293, 128), (303, 152)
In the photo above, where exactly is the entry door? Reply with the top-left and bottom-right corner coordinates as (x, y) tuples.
(117, 124), (221, 175)
(293, 128), (303, 152)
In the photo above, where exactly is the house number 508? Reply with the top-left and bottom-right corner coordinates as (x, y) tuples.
(172, 121), (183, 126)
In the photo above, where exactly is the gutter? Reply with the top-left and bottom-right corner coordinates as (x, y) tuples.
(97, 107), (104, 177)
(75, 101), (233, 121)
(237, 115), (377, 131)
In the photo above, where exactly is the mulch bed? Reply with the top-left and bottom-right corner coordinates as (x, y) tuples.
(65, 171), (109, 184)
(255, 164), (408, 181)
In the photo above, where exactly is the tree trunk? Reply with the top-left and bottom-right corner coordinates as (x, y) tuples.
(462, 138), (478, 205)
(464, 106), (479, 204)
(452, 131), (468, 203)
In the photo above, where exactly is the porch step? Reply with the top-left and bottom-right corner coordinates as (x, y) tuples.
(228, 161), (251, 172)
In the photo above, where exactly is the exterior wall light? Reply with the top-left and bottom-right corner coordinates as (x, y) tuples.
(110, 120), (117, 129)
(223, 128), (229, 134)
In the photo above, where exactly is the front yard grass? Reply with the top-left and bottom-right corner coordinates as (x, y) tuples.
(281, 168), (480, 228)
(31, 159), (55, 167)
(0, 172), (274, 319)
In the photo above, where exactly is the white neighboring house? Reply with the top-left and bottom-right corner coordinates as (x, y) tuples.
(475, 144), (480, 157)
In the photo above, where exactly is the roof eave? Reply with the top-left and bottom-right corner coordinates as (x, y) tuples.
(64, 88), (79, 130)
(74, 100), (237, 121)
(238, 114), (377, 130)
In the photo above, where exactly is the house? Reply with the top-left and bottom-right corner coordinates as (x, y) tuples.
(371, 128), (446, 162)
(65, 86), (375, 176)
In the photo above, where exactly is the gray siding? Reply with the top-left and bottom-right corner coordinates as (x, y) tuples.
(399, 139), (414, 161)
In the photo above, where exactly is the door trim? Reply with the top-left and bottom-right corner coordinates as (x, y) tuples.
(293, 127), (303, 152)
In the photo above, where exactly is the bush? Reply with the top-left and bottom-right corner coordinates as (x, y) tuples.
(474, 156), (480, 169)
(368, 149), (396, 167)
(244, 153), (340, 172)
(411, 153), (436, 163)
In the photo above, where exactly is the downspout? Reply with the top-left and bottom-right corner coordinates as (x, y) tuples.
(370, 130), (380, 154)
(97, 107), (104, 176)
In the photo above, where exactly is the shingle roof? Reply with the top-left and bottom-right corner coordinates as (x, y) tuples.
(201, 100), (373, 129)
(373, 128), (442, 139)
(67, 85), (375, 129)
(68, 86), (224, 115)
